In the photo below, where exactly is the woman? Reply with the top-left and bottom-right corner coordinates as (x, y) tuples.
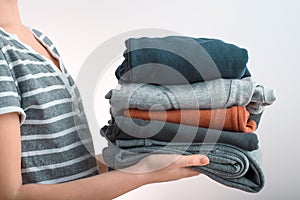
(0, 0), (209, 199)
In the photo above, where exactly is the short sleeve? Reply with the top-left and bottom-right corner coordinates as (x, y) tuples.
(0, 51), (26, 125)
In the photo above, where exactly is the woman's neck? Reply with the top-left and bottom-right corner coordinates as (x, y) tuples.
(0, 0), (23, 32)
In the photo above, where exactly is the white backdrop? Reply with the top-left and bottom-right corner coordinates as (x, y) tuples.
(19, 0), (300, 199)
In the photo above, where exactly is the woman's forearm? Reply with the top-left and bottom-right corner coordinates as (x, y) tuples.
(16, 170), (146, 200)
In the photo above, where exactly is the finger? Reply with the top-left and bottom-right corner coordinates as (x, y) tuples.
(175, 154), (209, 168)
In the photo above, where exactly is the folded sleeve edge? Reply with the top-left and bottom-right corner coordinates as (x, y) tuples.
(0, 106), (26, 126)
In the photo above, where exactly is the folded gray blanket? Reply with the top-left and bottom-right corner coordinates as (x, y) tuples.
(103, 142), (264, 193)
(107, 77), (276, 116)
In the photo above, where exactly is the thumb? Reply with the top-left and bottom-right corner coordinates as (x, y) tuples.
(175, 154), (209, 168)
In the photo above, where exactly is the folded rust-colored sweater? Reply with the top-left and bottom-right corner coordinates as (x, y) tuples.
(124, 106), (256, 133)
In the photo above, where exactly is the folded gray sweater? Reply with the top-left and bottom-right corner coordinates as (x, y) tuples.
(107, 77), (276, 116)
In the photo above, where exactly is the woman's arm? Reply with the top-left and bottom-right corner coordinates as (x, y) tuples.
(0, 112), (209, 200)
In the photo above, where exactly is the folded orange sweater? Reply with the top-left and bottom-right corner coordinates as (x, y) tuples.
(124, 106), (256, 133)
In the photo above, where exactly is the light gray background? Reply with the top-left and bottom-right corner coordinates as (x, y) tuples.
(19, 0), (299, 199)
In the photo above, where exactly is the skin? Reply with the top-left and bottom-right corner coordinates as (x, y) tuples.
(0, 1), (210, 199)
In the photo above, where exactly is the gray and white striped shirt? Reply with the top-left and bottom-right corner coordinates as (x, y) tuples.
(0, 27), (99, 184)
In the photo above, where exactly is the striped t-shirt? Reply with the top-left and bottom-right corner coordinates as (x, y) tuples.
(0, 27), (99, 184)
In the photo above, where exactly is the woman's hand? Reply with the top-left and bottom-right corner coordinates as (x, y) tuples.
(119, 154), (209, 184)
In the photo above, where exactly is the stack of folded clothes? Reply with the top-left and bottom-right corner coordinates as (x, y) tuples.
(100, 36), (276, 193)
